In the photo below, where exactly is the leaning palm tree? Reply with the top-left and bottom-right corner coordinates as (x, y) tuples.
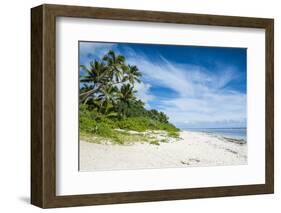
(79, 84), (96, 105)
(79, 60), (108, 103)
(79, 50), (142, 117)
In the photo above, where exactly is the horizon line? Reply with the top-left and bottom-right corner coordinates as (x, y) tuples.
(180, 127), (246, 129)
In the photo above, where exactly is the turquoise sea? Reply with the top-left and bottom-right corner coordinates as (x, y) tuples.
(184, 128), (247, 141)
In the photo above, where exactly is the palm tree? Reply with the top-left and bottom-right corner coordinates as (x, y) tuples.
(98, 85), (118, 114)
(122, 65), (142, 85)
(103, 50), (125, 83)
(117, 84), (136, 118)
(80, 60), (107, 84)
(79, 60), (108, 103)
(80, 50), (142, 117)
(79, 84), (96, 105)
(119, 84), (135, 101)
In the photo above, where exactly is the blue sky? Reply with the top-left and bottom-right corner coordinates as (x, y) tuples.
(79, 41), (247, 128)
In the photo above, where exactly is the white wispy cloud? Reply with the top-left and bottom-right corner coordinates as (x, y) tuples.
(79, 42), (116, 65)
(134, 82), (154, 108)
(122, 47), (246, 128)
(80, 42), (116, 55)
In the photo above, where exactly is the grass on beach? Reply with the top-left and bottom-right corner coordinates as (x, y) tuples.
(80, 128), (179, 145)
(80, 108), (180, 145)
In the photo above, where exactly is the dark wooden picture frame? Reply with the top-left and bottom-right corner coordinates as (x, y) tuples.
(31, 4), (274, 208)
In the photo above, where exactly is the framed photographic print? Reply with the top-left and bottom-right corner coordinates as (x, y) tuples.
(31, 4), (274, 208)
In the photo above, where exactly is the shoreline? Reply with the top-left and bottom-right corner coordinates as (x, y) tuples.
(183, 128), (246, 142)
(80, 130), (247, 171)
(187, 131), (247, 145)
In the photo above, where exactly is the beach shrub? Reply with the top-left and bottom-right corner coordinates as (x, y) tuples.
(116, 117), (179, 134)
(150, 140), (160, 145)
(116, 117), (153, 132)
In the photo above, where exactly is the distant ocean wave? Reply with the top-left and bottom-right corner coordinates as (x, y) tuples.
(184, 128), (247, 143)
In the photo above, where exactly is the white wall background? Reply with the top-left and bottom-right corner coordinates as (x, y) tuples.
(0, 0), (279, 212)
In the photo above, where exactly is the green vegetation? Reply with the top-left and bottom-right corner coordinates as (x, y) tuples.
(80, 50), (179, 144)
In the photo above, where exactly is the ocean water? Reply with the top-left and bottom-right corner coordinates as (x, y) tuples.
(184, 128), (247, 141)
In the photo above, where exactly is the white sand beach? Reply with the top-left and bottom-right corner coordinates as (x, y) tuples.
(79, 131), (247, 171)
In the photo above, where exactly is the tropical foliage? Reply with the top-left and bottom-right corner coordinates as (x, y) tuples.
(79, 50), (179, 144)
